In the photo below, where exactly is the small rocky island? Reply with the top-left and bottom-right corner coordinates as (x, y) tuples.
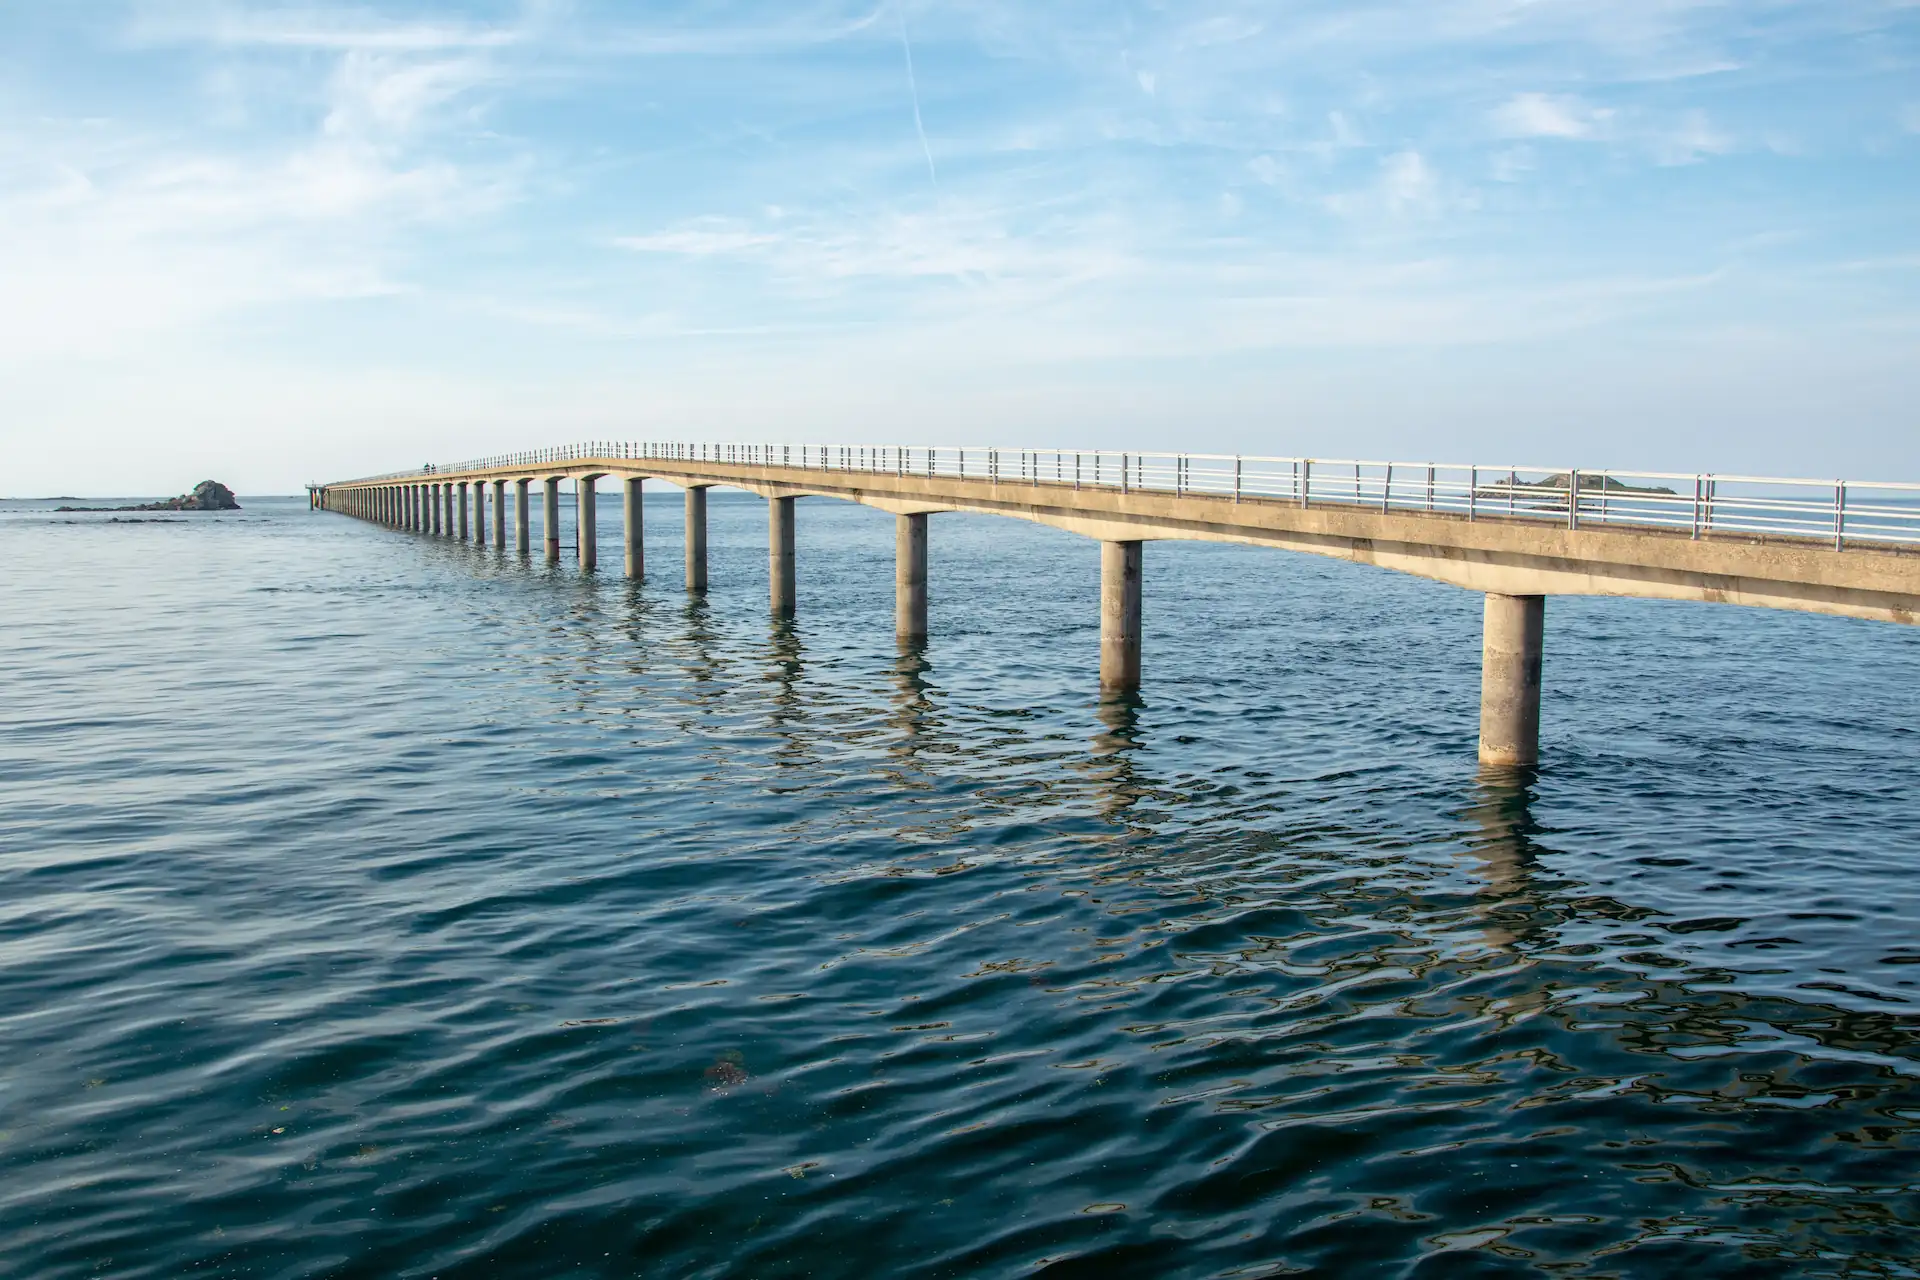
(57, 481), (241, 513)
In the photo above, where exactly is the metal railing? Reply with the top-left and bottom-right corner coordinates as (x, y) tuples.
(326, 442), (1920, 551)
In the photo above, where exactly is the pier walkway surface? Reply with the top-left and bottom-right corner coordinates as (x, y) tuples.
(315, 443), (1920, 766)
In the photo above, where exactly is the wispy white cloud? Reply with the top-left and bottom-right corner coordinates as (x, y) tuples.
(1492, 92), (1613, 140)
(897, 5), (938, 186)
(614, 203), (1132, 292)
(126, 2), (529, 51)
(1652, 109), (1735, 164)
(1325, 150), (1469, 221)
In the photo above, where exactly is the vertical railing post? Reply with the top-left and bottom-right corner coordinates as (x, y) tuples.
(1567, 469), (1580, 531)
(1121, 453), (1129, 494)
(1835, 481), (1846, 550)
(1234, 456), (1241, 503)
(1469, 466), (1477, 522)
(1301, 460), (1311, 509)
(1382, 464), (1392, 513)
(1692, 476), (1703, 539)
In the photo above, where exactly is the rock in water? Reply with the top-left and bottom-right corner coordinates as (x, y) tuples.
(179, 481), (240, 511)
(123, 482), (242, 512)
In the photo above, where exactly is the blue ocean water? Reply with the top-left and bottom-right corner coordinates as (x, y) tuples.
(2, 492), (1918, 1278)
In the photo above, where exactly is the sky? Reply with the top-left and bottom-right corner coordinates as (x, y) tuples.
(1, 1), (1917, 495)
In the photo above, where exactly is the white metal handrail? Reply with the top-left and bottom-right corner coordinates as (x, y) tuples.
(324, 443), (1920, 551)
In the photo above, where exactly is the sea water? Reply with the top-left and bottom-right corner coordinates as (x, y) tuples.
(3, 493), (1918, 1277)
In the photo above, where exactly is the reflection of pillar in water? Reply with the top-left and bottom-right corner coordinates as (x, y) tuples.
(1091, 693), (1146, 823)
(1462, 770), (1544, 951)
(889, 639), (936, 760)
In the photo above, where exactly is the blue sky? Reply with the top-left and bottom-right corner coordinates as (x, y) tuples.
(2, 1), (1916, 494)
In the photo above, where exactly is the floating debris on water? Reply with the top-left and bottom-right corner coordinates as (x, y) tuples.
(704, 1050), (749, 1089)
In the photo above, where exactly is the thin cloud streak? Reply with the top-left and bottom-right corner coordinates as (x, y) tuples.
(898, 5), (938, 187)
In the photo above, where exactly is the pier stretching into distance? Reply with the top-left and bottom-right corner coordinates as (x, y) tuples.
(313, 443), (1920, 767)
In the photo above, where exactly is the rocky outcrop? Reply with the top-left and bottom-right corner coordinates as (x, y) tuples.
(141, 481), (241, 511)
(56, 481), (241, 513)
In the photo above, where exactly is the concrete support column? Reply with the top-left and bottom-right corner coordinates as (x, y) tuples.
(896, 513), (928, 640)
(623, 476), (645, 579)
(410, 485), (420, 531)
(542, 478), (560, 561)
(492, 480), (507, 550)
(472, 480), (486, 544)
(457, 483), (470, 540)
(769, 495), (795, 614)
(515, 479), (530, 555)
(431, 484), (442, 535)
(1100, 540), (1143, 691)
(445, 483), (456, 535)
(577, 477), (597, 571)
(1478, 593), (1544, 767)
(685, 486), (709, 593)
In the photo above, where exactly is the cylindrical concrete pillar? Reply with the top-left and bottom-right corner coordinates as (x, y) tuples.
(896, 512), (928, 640)
(623, 476), (645, 579)
(685, 486), (709, 592)
(577, 477), (597, 571)
(430, 484), (442, 535)
(542, 478), (561, 561)
(445, 483), (456, 536)
(457, 482), (470, 540)
(472, 479), (486, 543)
(492, 480), (507, 550)
(1100, 540), (1143, 691)
(411, 484), (421, 531)
(515, 479), (531, 555)
(1479, 593), (1544, 767)
(769, 495), (795, 614)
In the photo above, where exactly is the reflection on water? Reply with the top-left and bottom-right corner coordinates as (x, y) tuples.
(1, 494), (1918, 1278)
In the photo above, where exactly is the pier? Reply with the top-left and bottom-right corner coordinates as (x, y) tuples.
(313, 443), (1920, 766)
